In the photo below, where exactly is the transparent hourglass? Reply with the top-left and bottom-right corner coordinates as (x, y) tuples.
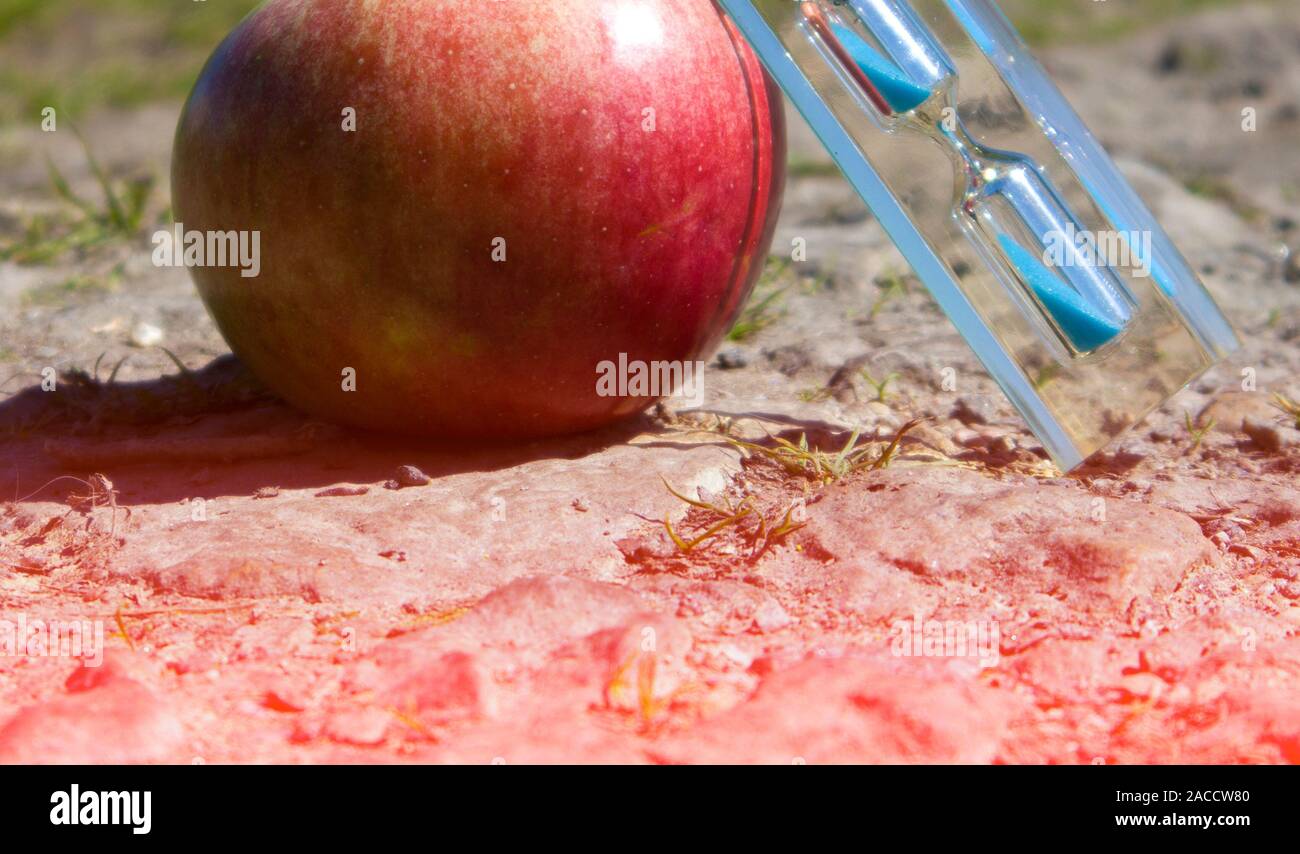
(802, 0), (1133, 355)
(715, 0), (1237, 469)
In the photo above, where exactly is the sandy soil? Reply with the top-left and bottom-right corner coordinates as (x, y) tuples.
(1, 3), (1299, 763)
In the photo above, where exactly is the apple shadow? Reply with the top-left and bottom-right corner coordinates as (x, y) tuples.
(0, 354), (665, 507)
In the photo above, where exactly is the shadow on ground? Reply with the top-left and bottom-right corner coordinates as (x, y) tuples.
(0, 354), (694, 506)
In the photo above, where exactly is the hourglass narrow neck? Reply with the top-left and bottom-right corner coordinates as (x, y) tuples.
(918, 90), (1023, 201)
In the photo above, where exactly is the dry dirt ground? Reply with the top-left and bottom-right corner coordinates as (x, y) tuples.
(2, 3), (1300, 763)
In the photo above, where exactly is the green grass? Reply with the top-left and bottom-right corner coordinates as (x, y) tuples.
(0, 0), (41, 38)
(727, 256), (792, 342)
(21, 272), (118, 307)
(728, 419), (928, 484)
(661, 479), (807, 558)
(859, 369), (898, 403)
(1, 127), (154, 263)
(1032, 362), (1062, 390)
(1184, 410), (1216, 453)
(0, 0), (260, 43)
(0, 0), (1267, 127)
(0, 0), (261, 123)
(1001, 0), (1256, 46)
(869, 269), (911, 319)
(787, 157), (842, 179)
(1273, 394), (1300, 428)
(1182, 173), (1267, 222)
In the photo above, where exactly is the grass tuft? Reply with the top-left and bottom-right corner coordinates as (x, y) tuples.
(661, 477), (807, 559)
(20, 269), (119, 306)
(1, 125), (153, 263)
(1184, 410), (1215, 453)
(1272, 393), (1300, 428)
(869, 270), (910, 320)
(727, 256), (791, 342)
(859, 369), (898, 403)
(727, 418), (928, 485)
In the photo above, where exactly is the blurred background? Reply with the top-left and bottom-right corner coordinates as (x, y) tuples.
(0, 0), (1261, 123)
(0, 0), (1263, 121)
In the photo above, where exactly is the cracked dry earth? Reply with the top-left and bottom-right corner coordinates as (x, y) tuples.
(3, 4), (1300, 764)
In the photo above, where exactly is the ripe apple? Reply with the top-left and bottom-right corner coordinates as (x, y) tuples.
(172, 0), (785, 439)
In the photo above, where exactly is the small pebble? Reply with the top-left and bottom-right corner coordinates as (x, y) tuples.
(718, 644), (754, 669)
(751, 600), (793, 634)
(129, 321), (164, 348)
(1242, 417), (1284, 453)
(989, 434), (1017, 454)
(323, 708), (390, 746)
(1284, 248), (1300, 284)
(314, 485), (369, 498)
(715, 348), (749, 370)
(393, 464), (432, 487)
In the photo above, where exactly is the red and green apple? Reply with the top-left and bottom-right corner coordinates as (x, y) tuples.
(172, 0), (785, 438)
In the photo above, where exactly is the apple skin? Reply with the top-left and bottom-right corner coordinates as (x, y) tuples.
(172, 0), (785, 439)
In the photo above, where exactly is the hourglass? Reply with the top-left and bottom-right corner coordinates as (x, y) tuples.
(802, 0), (1132, 353)
(716, 0), (1237, 469)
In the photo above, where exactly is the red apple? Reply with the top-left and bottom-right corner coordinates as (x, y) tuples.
(172, 0), (785, 438)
